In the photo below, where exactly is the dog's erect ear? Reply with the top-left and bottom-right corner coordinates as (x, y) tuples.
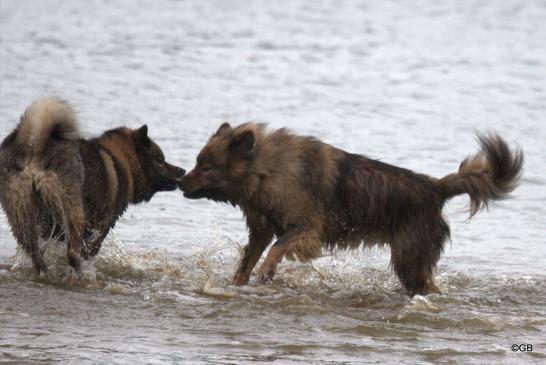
(214, 122), (232, 137)
(231, 129), (255, 155)
(134, 124), (150, 146)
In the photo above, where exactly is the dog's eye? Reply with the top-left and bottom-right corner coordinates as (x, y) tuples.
(202, 165), (212, 172)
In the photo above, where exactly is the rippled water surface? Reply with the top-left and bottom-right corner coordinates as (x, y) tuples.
(1, 0), (545, 364)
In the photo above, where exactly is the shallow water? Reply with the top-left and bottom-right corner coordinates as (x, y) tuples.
(1, 0), (545, 364)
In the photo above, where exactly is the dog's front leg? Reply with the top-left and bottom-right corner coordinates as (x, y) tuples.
(256, 226), (309, 284)
(81, 224), (110, 259)
(233, 226), (273, 286)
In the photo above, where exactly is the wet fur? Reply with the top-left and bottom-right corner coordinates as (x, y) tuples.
(0, 97), (185, 274)
(180, 123), (523, 296)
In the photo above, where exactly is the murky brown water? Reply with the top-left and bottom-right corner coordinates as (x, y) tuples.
(1, 0), (545, 364)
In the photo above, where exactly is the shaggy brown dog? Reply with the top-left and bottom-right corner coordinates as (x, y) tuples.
(0, 97), (185, 274)
(179, 122), (523, 296)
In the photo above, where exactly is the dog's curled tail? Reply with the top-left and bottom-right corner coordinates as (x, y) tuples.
(16, 97), (79, 154)
(437, 133), (524, 218)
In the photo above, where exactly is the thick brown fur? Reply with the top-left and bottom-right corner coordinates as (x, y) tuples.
(0, 97), (185, 274)
(180, 123), (523, 296)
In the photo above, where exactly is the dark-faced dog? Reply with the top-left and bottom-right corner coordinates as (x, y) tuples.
(179, 122), (523, 296)
(0, 97), (185, 274)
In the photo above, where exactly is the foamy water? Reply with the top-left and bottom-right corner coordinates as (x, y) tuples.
(1, 0), (545, 364)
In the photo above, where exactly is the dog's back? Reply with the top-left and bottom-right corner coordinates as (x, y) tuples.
(0, 97), (84, 273)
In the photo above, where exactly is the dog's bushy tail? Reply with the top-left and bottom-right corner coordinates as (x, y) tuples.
(437, 133), (524, 218)
(16, 97), (78, 154)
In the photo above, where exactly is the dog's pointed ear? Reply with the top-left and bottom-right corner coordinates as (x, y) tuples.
(134, 124), (150, 146)
(231, 129), (255, 155)
(214, 122), (232, 137)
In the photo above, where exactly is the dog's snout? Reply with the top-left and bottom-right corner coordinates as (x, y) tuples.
(178, 168), (186, 177)
(176, 171), (187, 187)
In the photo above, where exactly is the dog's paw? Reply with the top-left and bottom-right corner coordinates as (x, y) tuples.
(256, 267), (275, 284)
(233, 272), (250, 286)
(34, 262), (48, 276)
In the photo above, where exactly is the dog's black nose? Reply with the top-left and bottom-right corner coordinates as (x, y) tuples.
(178, 168), (186, 177)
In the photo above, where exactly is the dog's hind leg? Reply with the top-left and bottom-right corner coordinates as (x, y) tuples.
(391, 247), (435, 296)
(63, 203), (84, 274)
(3, 179), (46, 274)
(256, 227), (321, 284)
(11, 222), (45, 274)
(233, 226), (274, 286)
(34, 171), (84, 274)
(390, 227), (445, 296)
